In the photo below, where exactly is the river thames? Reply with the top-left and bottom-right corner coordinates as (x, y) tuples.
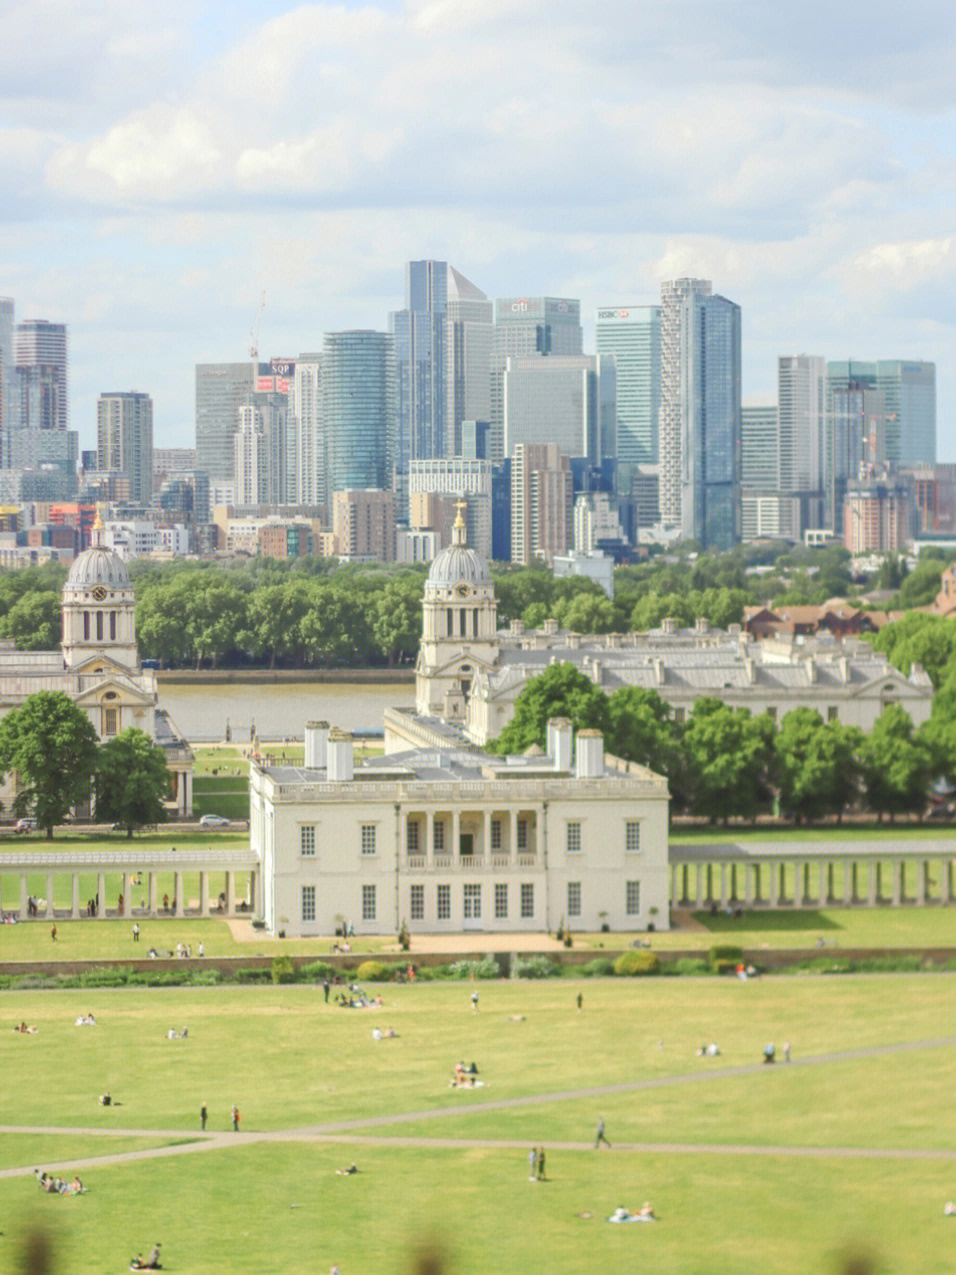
(159, 679), (413, 742)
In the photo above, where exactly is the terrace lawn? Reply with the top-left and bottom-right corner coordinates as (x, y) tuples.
(0, 976), (953, 1274)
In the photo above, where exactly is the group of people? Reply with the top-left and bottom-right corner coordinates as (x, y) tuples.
(763, 1041), (791, 1064)
(607, 1203), (657, 1223)
(451, 1060), (481, 1088)
(75, 1013), (97, 1026)
(14, 1021), (37, 1033)
(130, 1243), (162, 1269)
(35, 1170), (84, 1195)
(371, 1026), (397, 1040)
(528, 1146), (547, 1181)
(335, 985), (382, 1008)
(165, 1026), (189, 1039)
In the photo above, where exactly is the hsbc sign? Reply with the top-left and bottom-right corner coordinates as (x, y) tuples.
(597, 309), (632, 320)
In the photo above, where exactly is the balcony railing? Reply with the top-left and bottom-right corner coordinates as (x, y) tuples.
(402, 854), (540, 873)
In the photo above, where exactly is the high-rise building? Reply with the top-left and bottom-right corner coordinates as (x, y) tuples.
(322, 332), (395, 494)
(659, 279), (710, 527)
(502, 354), (614, 466)
(740, 404), (780, 542)
(97, 392), (154, 503)
(293, 355), (324, 506)
(15, 320), (68, 433)
(0, 298), (14, 464)
(595, 305), (660, 469)
(490, 297), (582, 461)
(232, 392), (293, 507)
(332, 488), (396, 562)
(195, 362), (264, 484)
(511, 442), (572, 565)
(445, 269), (493, 457)
(390, 260), (449, 469)
(233, 405), (268, 505)
(778, 356), (826, 497)
(876, 361), (936, 466)
(659, 281), (741, 549)
(409, 457), (493, 559)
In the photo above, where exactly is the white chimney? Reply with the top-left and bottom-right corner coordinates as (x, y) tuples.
(575, 729), (605, 779)
(304, 720), (330, 769)
(547, 717), (573, 771)
(326, 728), (354, 783)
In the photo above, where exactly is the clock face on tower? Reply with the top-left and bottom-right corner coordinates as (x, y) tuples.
(92, 586), (107, 602)
(455, 584), (470, 598)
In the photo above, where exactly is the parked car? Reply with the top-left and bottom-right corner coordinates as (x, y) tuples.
(15, 818), (37, 833)
(199, 814), (230, 828)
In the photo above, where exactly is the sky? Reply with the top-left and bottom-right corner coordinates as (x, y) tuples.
(1, 0), (953, 455)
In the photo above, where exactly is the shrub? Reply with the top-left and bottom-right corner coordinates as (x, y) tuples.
(513, 956), (560, 979)
(235, 966), (270, 983)
(668, 957), (711, 977)
(613, 950), (660, 977)
(446, 956), (502, 980)
(708, 945), (744, 967)
(355, 960), (388, 982)
(271, 955), (296, 984)
(580, 957), (615, 977)
(299, 961), (335, 982)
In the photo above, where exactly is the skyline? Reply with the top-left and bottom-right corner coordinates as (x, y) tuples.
(1, 0), (952, 454)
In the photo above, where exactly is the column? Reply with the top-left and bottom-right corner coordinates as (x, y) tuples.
(148, 872), (158, 917)
(251, 870), (261, 915)
(483, 810), (492, 862)
(425, 810), (435, 867)
(818, 861), (828, 908)
(97, 872), (106, 919)
(46, 874), (55, 919)
(225, 871), (235, 915)
(72, 873), (81, 919)
(719, 864), (728, 907)
(769, 862), (779, 908)
(694, 864), (704, 907)
(867, 862), (877, 906)
(845, 863), (855, 906)
(20, 874), (28, 919)
(745, 863), (754, 906)
(509, 809), (518, 866)
(174, 870), (184, 917)
(892, 860), (902, 906)
(200, 872), (209, 916)
(452, 809), (461, 861)
(942, 858), (953, 905)
(917, 860), (928, 906)
(802, 862), (812, 905)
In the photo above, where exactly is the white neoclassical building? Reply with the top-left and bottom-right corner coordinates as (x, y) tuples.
(0, 514), (194, 816)
(250, 718), (670, 938)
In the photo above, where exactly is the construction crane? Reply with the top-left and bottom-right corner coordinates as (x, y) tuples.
(249, 290), (266, 367)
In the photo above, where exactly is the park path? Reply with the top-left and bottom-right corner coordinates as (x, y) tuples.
(2, 1035), (954, 1180)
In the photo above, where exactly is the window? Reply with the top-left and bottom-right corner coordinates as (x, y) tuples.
(110, 611), (116, 641)
(626, 880), (640, 915)
(827, 705), (838, 723)
(103, 707), (117, 736)
(433, 820), (445, 853)
(463, 883), (481, 919)
(625, 821), (640, 854)
(517, 818), (528, 850)
(437, 883), (451, 920)
(407, 820), (420, 853)
(494, 883), (508, 918)
(567, 881), (581, 917)
(301, 885), (316, 922)
(300, 825), (316, 856)
(766, 705), (777, 721)
(566, 821), (581, 853)
(490, 818), (502, 851)
(520, 883), (534, 918)
(409, 883), (424, 921)
(83, 613), (90, 640)
(361, 824), (376, 856)
(362, 884), (376, 921)
(674, 706), (686, 725)
(96, 611), (104, 640)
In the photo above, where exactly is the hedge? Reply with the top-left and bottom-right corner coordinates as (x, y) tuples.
(613, 950), (660, 976)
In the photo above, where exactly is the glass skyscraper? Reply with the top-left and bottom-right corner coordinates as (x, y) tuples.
(323, 331), (395, 494)
(595, 305), (660, 468)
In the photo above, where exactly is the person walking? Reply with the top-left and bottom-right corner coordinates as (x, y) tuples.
(231, 1104), (240, 1131)
(200, 1102), (208, 1131)
(576, 992), (583, 1011)
(132, 922), (140, 942)
(783, 1040), (791, 1063)
(594, 1117), (611, 1149)
(50, 923), (57, 941)
(471, 990), (479, 1012)
(528, 1146), (537, 1181)
(536, 1146), (546, 1180)
(323, 979), (331, 1004)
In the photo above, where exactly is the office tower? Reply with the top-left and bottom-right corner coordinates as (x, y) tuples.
(843, 477), (910, 553)
(502, 354), (614, 465)
(409, 457), (493, 559)
(390, 260), (449, 471)
(15, 320), (68, 432)
(740, 405), (780, 541)
(332, 488), (396, 561)
(293, 355), (324, 506)
(195, 362), (264, 484)
(445, 269), (493, 457)
(659, 279), (711, 526)
(490, 297), (582, 461)
(659, 280), (741, 548)
(0, 298), (13, 464)
(876, 361), (936, 465)
(153, 448), (196, 491)
(322, 331), (395, 494)
(826, 362), (887, 531)
(511, 442), (573, 565)
(97, 392), (154, 503)
(232, 391), (293, 507)
(595, 305), (661, 469)
(234, 405), (268, 505)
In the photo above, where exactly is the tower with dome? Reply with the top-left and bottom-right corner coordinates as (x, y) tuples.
(0, 515), (194, 816)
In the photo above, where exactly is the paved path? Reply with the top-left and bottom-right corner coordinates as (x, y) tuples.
(3, 1036), (953, 1181)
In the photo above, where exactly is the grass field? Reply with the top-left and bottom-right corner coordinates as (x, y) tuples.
(0, 975), (953, 1274)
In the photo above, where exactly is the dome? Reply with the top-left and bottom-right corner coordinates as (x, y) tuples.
(426, 542), (491, 589)
(65, 544), (131, 591)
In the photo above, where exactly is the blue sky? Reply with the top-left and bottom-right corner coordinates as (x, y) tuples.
(1, 0), (953, 454)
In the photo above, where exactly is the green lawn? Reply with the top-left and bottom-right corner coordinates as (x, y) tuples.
(0, 976), (953, 1274)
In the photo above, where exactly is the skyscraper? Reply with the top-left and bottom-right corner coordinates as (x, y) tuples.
(0, 298), (13, 465)
(777, 355), (826, 538)
(445, 268), (493, 457)
(390, 260), (449, 469)
(876, 360), (936, 466)
(97, 392), (154, 503)
(15, 319), (68, 433)
(502, 354), (613, 465)
(511, 442), (573, 565)
(659, 280), (740, 549)
(293, 355), (324, 506)
(195, 362), (264, 484)
(595, 305), (660, 469)
(323, 331), (395, 494)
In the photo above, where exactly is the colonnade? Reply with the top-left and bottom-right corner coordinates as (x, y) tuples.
(401, 807), (539, 870)
(669, 853), (955, 909)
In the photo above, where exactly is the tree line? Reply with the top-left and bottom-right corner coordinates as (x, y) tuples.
(490, 662), (955, 825)
(0, 692), (170, 838)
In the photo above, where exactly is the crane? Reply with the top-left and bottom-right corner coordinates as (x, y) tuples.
(249, 290), (266, 366)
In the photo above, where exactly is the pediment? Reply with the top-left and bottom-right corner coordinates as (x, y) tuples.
(431, 650), (499, 678)
(849, 670), (929, 699)
(73, 676), (154, 708)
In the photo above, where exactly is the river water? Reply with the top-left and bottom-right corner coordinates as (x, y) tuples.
(158, 680), (413, 743)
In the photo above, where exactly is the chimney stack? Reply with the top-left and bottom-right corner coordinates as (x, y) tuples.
(575, 729), (605, 779)
(304, 720), (330, 769)
(326, 728), (354, 783)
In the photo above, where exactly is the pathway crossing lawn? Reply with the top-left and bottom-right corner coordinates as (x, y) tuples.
(0, 976), (953, 1273)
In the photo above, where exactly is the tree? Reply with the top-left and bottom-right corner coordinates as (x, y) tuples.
(774, 709), (860, 824)
(242, 580), (314, 668)
(869, 613), (956, 689)
(605, 686), (683, 797)
(95, 728), (171, 836)
(0, 590), (60, 649)
(489, 662), (610, 754)
(858, 704), (934, 823)
(0, 691), (98, 838)
(682, 698), (774, 824)
(373, 575), (424, 666)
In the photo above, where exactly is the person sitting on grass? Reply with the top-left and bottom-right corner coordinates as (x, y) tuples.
(335, 1164), (359, 1175)
(130, 1242), (162, 1269)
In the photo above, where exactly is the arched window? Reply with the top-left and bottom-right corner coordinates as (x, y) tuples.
(110, 612), (116, 640)
(83, 613), (90, 640)
(96, 611), (104, 641)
